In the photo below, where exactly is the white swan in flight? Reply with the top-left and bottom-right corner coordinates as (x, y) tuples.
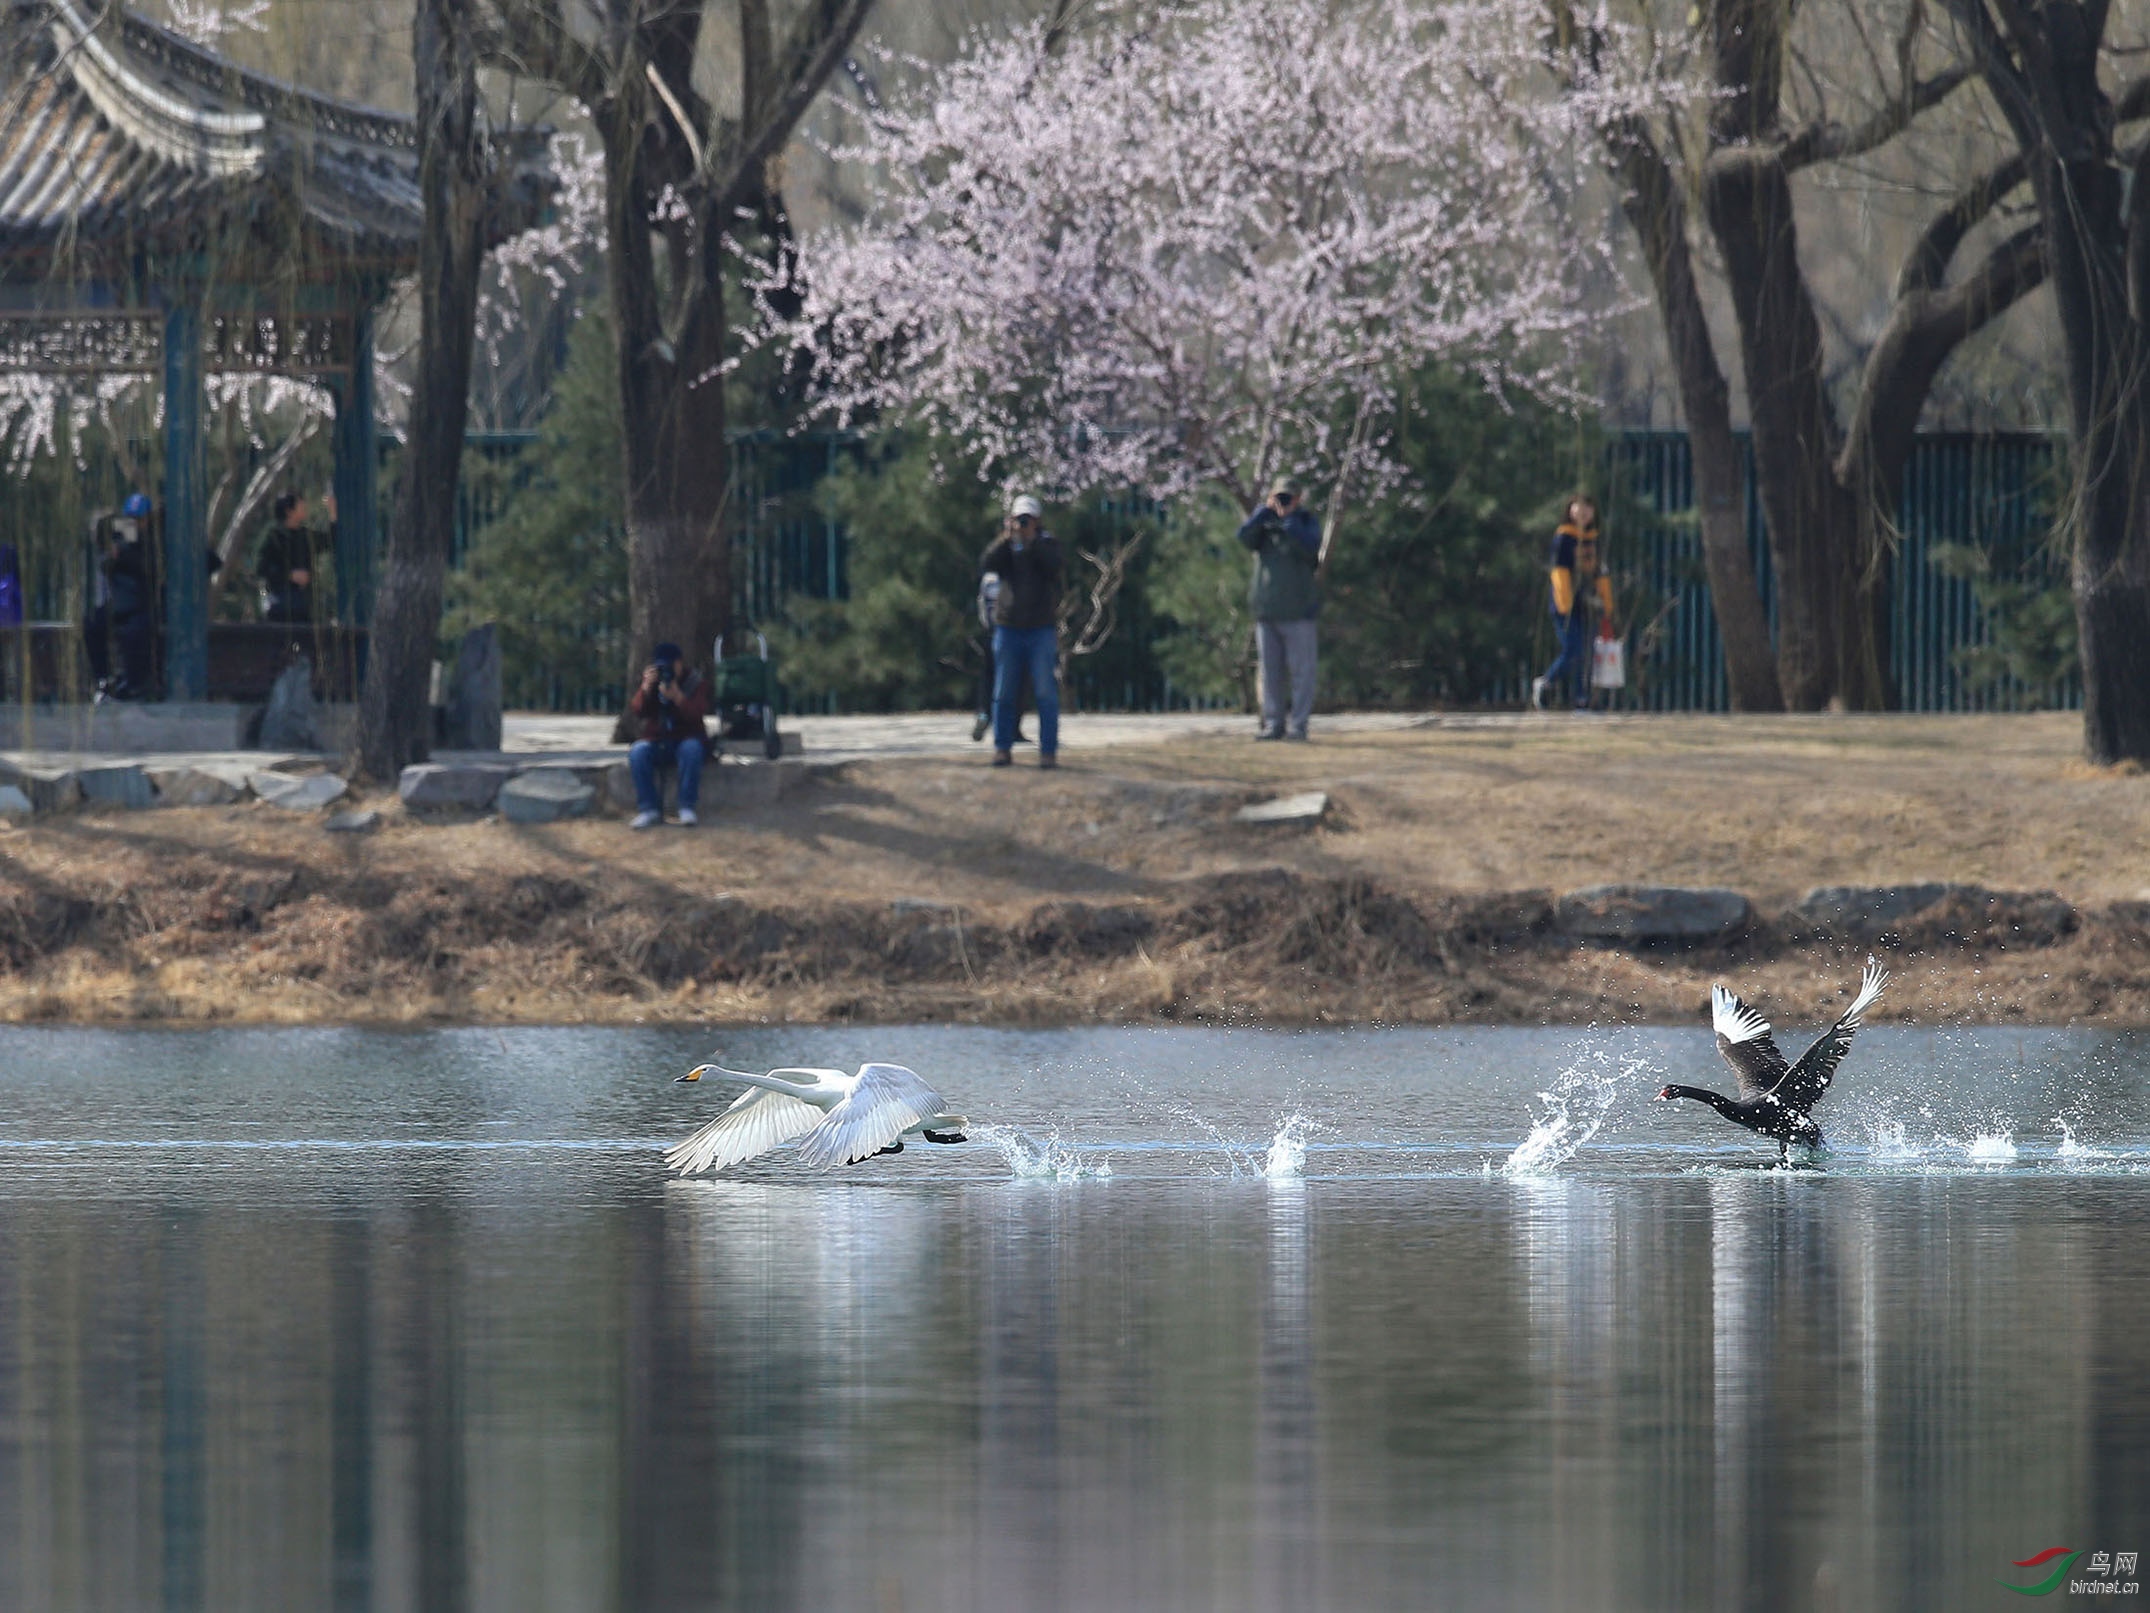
(666, 1061), (970, 1175)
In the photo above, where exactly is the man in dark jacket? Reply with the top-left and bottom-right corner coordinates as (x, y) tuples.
(1237, 478), (1322, 740)
(977, 494), (1063, 768)
(626, 641), (711, 828)
(258, 491), (331, 625)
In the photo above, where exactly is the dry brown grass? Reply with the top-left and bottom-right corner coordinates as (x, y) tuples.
(0, 710), (2145, 1025)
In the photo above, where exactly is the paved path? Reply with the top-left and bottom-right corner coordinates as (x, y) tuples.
(502, 710), (1445, 760)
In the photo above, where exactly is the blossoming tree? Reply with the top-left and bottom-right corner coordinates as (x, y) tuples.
(765, 0), (1657, 524)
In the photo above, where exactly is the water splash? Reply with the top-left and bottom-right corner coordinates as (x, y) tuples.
(2052, 1116), (2110, 1160)
(1866, 1119), (1921, 1161)
(1960, 1130), (2018, 1163)
(979, 1126), (1111, 1181)
(1503, 1053), (1645, 1176)
(1263, 1113), (1324, 1179)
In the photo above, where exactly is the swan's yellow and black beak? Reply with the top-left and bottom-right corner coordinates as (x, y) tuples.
(676, 1064), (708, 1083)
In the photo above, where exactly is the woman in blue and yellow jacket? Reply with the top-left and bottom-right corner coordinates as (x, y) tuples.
(1530, 495), (1614, 711)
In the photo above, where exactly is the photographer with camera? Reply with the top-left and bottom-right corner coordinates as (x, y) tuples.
(626, 641), (710, 829)
(1237, 478), (1322, 740)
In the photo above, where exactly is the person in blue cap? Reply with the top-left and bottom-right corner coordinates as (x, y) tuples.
(626, 641), (710, 828)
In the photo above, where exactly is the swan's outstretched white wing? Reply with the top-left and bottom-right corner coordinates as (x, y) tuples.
(667, 1087), (823, 1175)
(797, 1063), (942, 1167)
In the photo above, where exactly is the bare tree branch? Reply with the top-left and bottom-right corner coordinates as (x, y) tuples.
(705, 0), (878, 213)
(1894, 152), (2030, 297)
(1780, 66), (1972, 168)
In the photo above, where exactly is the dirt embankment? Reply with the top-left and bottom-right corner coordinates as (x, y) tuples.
(2, 713), (2147, 1027)
(0, 847), (2141, 1027)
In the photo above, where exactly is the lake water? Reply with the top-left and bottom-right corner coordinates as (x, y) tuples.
(0, 1022), (2145, 1612)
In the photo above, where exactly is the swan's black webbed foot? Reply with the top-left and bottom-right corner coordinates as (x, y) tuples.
(923, 1130), (966, 1144)
(876, 1140), (905, 1155)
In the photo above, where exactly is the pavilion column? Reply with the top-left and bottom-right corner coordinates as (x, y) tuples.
(160, 303), (207, 702)
(331, 305), (377, 628)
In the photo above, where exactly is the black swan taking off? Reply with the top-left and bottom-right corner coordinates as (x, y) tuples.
(1658, 958), (1888, 1158)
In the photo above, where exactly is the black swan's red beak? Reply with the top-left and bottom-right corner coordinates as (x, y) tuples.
(1656, 1086), (1676, 1101)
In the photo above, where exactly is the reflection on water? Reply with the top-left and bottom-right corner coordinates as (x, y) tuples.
(0, 1024), (2144, 1611)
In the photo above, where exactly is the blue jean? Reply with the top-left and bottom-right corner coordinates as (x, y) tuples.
(1542, 609), (1590, 706)
(992, 625), (1058, 755)
(629, 737), (704, 813)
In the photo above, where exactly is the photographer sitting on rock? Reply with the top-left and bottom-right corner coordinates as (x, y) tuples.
(627, 641), (710, 830)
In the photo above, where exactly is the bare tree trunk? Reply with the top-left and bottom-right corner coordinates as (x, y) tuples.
(602, 94), (731, 702)
(358, 0), (488, 778)
(488, 0), (876, 740)
(1610, 127), (1781, 710)
(1702, 142), (1870, 710)
(1941, 0), (2150, 762)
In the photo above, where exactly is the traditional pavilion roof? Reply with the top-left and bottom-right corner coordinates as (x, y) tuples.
(0, 0), (547, 277)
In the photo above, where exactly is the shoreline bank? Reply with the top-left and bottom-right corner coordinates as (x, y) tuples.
(2, 712), (2145, 1028)
(1, 861), (2139, 1028)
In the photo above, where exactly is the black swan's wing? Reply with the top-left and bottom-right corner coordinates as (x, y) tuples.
(1772, 957), (1887, 1113)
(1712, 984), (1790, 1100)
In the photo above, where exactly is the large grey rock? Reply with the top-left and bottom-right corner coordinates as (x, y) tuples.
(146, 764), (250, 807)
(77, 764), (155, 809)
(398, 762), (512, 812)
(1556, 884), (1752, 942)
(0, 785), (31, 817)
(0, 759), (80, 813)
(258, 658), (318, 751)
(1235, 791), (1329, 825)
(441, 624), (502, 751)
(498, 768), (596, 824)
(1797, 883), (1968, 933)
(1797, 882), (2075, 940)
(250, 771), (348, 812)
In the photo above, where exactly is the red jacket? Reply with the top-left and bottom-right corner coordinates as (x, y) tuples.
(628, 669), (710, 744)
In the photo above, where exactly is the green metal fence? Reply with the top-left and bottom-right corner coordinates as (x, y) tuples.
(1609, 430), (2072, 711)
(440, 427), (2078, 715)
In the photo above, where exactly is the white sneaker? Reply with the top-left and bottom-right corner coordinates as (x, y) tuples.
(630, 810), (661, 830)
(677, 808), (697, 827)
(1529, 676), (1549, 711)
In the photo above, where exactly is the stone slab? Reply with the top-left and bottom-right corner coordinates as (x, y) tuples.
(499, 768), (596, 824)
(324, 808), (380, 834)
(0, 785), (30, 817)
(1234, 791), (1329, 825)
(398, 762), (513, 812)
(250, 772), (349, 812)
(1556, 884), (1752, 942)
(712, 757), (814, 809)
(76, 764), (155, 810)
(0, 702), (256, 755)
(442, 624), (503, 751)
(0, 758), (81, 813)
(146, 764), (251, 807)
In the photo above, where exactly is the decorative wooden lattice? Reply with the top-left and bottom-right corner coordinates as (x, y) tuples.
(0, 311), (162, 373)
(0, 310), (354, 375)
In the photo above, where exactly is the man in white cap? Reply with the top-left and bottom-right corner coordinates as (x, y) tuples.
(977, 494), (1063, 768)
(1237, 478), (1322, 740)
